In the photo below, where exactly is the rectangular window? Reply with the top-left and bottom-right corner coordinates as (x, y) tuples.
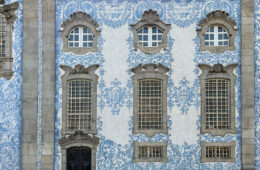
(67, 79), (92, 131)
(0, 14), (6, 58)
(133, 142), (168, 163)
(205, 79), (230, 130)
(138, 79), (163, 130)
(201, 142), (236, 163)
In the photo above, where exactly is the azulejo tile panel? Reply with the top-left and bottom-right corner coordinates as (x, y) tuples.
(54, 0), (242, 169)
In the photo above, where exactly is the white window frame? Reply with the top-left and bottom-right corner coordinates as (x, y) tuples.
(130, 10), (170, 54)
(68, 27), (93, 48)
(137, 27), (163, 47)
(205, 26), (229, 47)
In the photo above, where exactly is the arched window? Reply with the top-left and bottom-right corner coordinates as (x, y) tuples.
(0, 14), (6, 57)
(60, 64), (99, 135)
(0, 2), (18, 80)
(60, 12), (100, 55)
(197, 10), (238, 53)
(67, 79), (92, 131)
(204, 26), (229, 47)
(198, 63), (237, 136)
(131, 10), (170, 54)
(131, 63), (169, 137)
(68, 27), (93, 48)
(138, 79), (163, 130)
(67, 147), (91, 170)
(137, 27), (163, 47)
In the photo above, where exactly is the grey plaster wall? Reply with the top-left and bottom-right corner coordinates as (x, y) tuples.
(22, 0), (38, 169)
(40, 0), (55, 169)
(241, 0), (255, 169)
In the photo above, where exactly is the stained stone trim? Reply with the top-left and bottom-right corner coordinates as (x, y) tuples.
(60, 11), (101, 55)
(133, 141), (168, 163)
(198, 63), (237, 136)
(59, 131), (100, 170)
(60, 64), (99, 135)
(0, 1), (18, 80)
(197, 10), (238, 53)
(201, 142), (236, 163)
(131, 63), (169, 137)
(130, 10), (170, 54)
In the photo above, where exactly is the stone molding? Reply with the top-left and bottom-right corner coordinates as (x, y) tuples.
(60, 11), (101, 55)
(200, 141), (236, 163)
(59, 131), (100, 170)
(197, 10), (238, 53)
(198, 63), (237, 136)
(131, 63), (169, 137)
(133, 141), (168, 163)
(60, 64), (99, 135)
(0, 1), (18, 80)
(130, 10), (170, 54)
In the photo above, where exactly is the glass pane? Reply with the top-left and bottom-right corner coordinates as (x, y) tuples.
(152, 27), (157, 33)
(144, 35), (148, 41)
(143, 27), (148, 33)
(152, 35), (157, 40)
(143, 42), (148, 46)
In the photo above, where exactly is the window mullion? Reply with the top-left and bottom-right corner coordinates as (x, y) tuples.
(79, 27), (83, 47)
(148, 27), (152, 47)
(214, 26), (218, 46)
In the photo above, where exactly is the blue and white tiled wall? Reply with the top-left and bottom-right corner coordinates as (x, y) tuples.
(0, 0), (253, 169)
(0, 0), (23, 170)
(54, 0), (241, 169)
(255, 0), (260, 168)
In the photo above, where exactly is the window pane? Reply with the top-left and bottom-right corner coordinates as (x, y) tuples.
(138, 79), (163, 130)
(67, 79), (92, 131)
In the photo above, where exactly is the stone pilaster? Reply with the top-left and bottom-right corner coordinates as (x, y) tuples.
(22, 0), (38, 169)
(241, 0), (255, 169)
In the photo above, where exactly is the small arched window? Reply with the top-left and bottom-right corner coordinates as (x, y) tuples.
(68, 27), (93, 48)
(0, 14), (6, 57)
(137, 27), (163, 47)
(204, 26), (229, 47)
(197, 10), (238, 53)
(130, 10), (170, 54)
(60, 12), (100, 55)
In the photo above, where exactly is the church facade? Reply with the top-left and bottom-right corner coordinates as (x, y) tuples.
(0, 0), (258, 169)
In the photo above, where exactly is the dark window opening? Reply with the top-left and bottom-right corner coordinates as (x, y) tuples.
(67, 147), (91, 170)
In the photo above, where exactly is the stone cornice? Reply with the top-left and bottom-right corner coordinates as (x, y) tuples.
(198, 10), (237, 27)
(59, 131), (100, 147)
(60, 64), (99, 75)
(0, 1), (19, 24)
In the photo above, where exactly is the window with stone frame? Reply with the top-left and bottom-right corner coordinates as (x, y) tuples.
(60, 64), (99, 135)
(198, 63), (237, 136)
(0, 1), (18, 80)
(130, 9), (170, 54)
(131, 63), (169, 137)
(201, 142), (236, 163)
(60, 11), (100, 55)
(197, 10), (238, 53)
(133, 142), (168, 163)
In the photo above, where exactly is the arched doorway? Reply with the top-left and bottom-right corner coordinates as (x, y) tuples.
(67, 147), (91, 170)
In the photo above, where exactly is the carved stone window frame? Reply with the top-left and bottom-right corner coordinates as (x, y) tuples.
(130, 10), (170, 54)
(60, 11), (101, 55)
(133, 141), (168, 163)
(60, 64), (99, 135)
(59, 131), (100, 170)
(198, 63), (237, 136)
(131, 63), (169, 137)
(0, 1), (18, 80)
(201, 141), (236, 163)
(197, 10), (238, 53)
